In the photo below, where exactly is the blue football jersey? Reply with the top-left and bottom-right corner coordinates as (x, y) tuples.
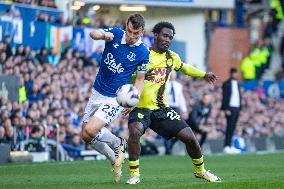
(93, 27), (149, 97)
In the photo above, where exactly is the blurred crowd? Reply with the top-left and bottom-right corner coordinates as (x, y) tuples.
(240, 0), (284, 81)
(0, 1), (284, 159)
(12, 0), (57, 8)
(2, 0), (125, 28)
(179, 76), (284, 141)
(1, 38), (284, 156)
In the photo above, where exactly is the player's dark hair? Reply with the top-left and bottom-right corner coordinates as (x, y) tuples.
(127, 13), (145, 29)
(152, 21), (176, 35)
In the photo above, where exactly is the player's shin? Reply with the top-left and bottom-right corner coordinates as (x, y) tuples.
(95, 127), (121, 149)
(127, 128), (142, 176)
(92, 141), (116, 164)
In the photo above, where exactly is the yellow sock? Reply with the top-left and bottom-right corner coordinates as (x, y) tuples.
(129, 159), (140, 176)
(192, 156), (205, 173)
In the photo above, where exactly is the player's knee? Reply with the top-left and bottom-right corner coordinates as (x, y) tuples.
(80, 128), (90, 143)
(84, 122), (100, 135)
(81, 122), (98, 143)
(177, 127), (197, 144)
(128, 123), (143, 142)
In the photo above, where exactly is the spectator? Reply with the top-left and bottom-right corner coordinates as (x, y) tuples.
(15, 45), (25, 57)
(62, 133), (84, 159)
(47, 48), (60, 66)
(221, 68), (241, 154)
(26, 125), (45, 152)
(36, 48), (49, 64)
(26, 83), (44, 103)
(253, 80), (267, 104)
(19, 77), (27, 103)
(2, 119), (14, 145)
(232, 129), (248, 153)
(4, 35), (13, 58)
(268, 80), (281, 98)
(139, 129), (158, 156)
(186, 92), (212, 147)
(0, 51), (7, 67)
(91, 46), (103, 64)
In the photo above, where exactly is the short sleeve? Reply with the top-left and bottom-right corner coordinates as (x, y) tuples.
(172, 52), (183, 71)
(137, 49), (149, 72)
(102, 27), (121, 36)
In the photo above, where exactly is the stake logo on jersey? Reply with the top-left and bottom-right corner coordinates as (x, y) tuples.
(94, 27), (149, 97)
(104, 53), (124, 73)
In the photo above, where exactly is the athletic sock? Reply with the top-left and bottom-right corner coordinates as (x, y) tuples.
(192, 155), (205, 173)
(92, 140), (116, 165)
(129, 159), (140, 176)
(93, 127), (121, 149)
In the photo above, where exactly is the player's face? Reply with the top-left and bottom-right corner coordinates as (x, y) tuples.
(155, 27), (174, 52)
(125, 22), (144, 45)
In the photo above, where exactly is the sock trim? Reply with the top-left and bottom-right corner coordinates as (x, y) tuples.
(130, 165), (139, 169)
(129, 160), (139, 166)
(193, 162), (204, 166)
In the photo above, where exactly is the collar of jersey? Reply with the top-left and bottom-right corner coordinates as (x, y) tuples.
(121, 32), (142, 47)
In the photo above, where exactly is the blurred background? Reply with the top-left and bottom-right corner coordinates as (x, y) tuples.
(0, 0), (284, 163)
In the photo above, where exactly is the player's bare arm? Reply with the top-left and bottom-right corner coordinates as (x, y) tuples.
(145, 68), (155, 81)
(133, 71), (146, 96)
(89, 30), (114, 41)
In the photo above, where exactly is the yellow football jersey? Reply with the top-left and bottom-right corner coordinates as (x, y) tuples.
(137, 49), (183, 110)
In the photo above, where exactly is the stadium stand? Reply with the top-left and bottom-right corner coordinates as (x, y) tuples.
(0, 1), (284, 161)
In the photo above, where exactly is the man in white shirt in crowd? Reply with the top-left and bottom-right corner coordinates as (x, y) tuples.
(221, 68), (241, 154)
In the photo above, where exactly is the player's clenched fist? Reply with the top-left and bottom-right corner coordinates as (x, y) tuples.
(103, 32), (114, 41)
(89, 30), (114, 42)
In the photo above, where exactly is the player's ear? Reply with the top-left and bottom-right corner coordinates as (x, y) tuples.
(154, 33), (159, 39)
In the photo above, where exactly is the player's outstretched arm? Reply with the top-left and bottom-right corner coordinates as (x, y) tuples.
(89, 30), (114, 41)
(179, 64), (218, 84)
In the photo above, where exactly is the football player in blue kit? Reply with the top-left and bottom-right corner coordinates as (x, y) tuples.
(80, 13), (149, 182)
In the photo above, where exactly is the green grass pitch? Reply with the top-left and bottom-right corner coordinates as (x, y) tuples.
(1, 152), (284, 189)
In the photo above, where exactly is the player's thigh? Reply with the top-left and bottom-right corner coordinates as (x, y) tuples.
(82, 89), (123, 132)
(150, 109), (189, 140)
(151, 118), (188, 140)
(83, 116), (106, 135)
(128, 108), (151, 136)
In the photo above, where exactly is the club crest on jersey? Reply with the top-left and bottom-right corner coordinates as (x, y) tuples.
(104, 53), (124, 73)
(127, 52), (136, 62)
(113, 43), (119, 48)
